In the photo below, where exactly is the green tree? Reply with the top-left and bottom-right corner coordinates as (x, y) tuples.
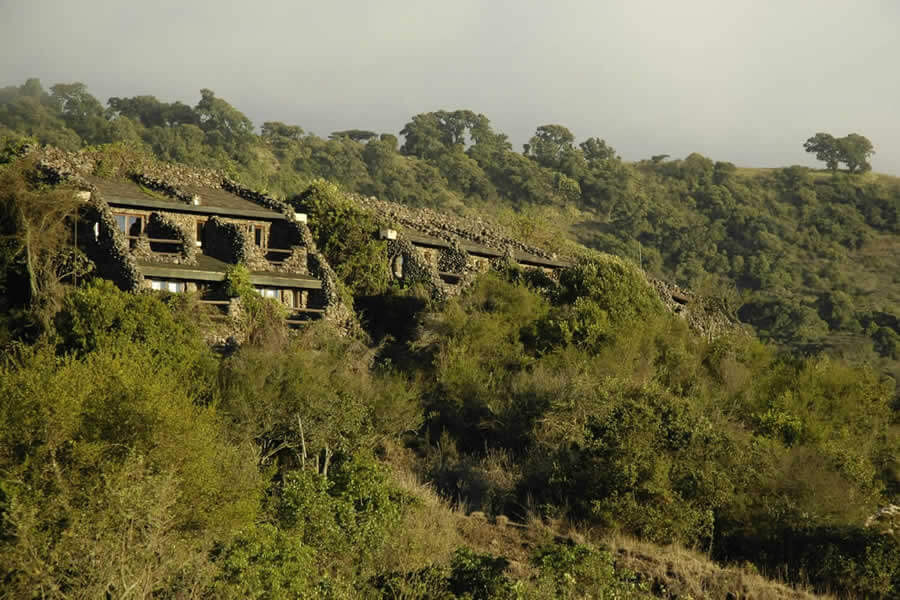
(579, 137), (617, 163)
(107, 95), (199, 128)
(804, 132), (842, 173)
(219, 325), (420, 477)
(838, 133), (875, 174)
(49, 82), (111, 144)
(262, 121), (303, 142)
(0, 79), (83, 150)
(294, 178), (391, 296)
(330, 129), (378, 142)
(195, 88), (254, 157)
(399, 112), (448, 160)
(0, 158), (87, 325)
(400, 109), (491, 160)
(804, 132), (875, 174)
(0, 341), (261, 597)
(525, 124), (576, 170)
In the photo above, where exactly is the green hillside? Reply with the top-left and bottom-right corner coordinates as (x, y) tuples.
(1, 79), (898, 598)
(3, 78), (896, 376)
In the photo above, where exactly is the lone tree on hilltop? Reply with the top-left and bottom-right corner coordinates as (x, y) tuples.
(838, 133), (875, 174)
(804, 132), (874, 174)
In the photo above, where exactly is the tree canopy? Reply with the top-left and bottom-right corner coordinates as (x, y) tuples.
(804, 131), (875, 174)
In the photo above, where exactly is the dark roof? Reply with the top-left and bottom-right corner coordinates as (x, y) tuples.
(403, 230), (570, 269)
(136, 255), (322, 289)
(87, 176), (282, 220)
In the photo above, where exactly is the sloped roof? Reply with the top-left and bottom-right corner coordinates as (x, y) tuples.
(137, 255), (322, 289)
(86, 176), (282, 220)
(402, 229), (570, 268)
(353, 194), (569, 266)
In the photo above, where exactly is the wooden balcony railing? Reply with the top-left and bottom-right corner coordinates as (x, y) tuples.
(126, 235), (185, 245)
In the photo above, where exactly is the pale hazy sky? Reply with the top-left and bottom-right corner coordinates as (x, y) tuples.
(2, 0), (899, 174)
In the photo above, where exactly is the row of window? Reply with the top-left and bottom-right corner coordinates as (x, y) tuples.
(149, 279), (186, 293)
(113, 213), (268, 248)
(147, 280), (302, 309)
(254, 286), (304, 308)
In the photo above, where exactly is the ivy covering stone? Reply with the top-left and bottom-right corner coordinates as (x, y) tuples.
(387, 237), (446, 302)
(84, 190), (143, 291)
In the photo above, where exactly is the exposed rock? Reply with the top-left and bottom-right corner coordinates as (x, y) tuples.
(650, 277), (743, 340)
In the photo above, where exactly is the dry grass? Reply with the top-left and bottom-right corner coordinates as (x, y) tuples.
(378, 440), (835, 598)
(604, 533), (829, 600)
(731, 166), (900, 183)
(452, 513), (835, 598)
(374, 443), (465, 573)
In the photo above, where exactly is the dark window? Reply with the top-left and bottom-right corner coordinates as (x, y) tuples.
(254, 226), (264, 247)
(127, 216), (143, 237)
(196, 220), (206, 245)
(113, 212), (145, 248)
(113, 213), (144, 236)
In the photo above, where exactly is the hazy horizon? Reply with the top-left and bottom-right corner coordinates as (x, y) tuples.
(3, 0), (899, 174)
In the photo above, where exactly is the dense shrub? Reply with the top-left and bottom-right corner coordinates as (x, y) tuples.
(0, 343), (262, 596)
(276, 454), (407, 571)
(295, 178), (391, 297)
(211, 524), (318, 599)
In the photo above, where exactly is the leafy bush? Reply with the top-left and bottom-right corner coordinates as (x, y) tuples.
(535, 255), (663, 351)
(0, 343), (262, 596)
(212, 524), (318, 599)
(531, 541), (652, 599)
(447, 548), (516, 600)
(223, 263), (289, 345)
(218, 325), (421, 476)
(277, 454), (407, 570)
(53, 278), (217, 395)
(295, 178), (390, 297)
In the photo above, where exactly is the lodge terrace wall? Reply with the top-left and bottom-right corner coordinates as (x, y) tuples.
(34, 147), (351, 329)
(352, 196), (733, 336)
(38, 145), (708, 336)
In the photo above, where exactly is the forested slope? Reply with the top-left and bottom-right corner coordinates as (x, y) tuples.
(0, 78), (898, 598)
(2, 78), (896, 374)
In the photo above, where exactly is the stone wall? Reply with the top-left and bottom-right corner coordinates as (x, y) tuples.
(353, 194), (561, 262)
(221, 178), (286, 212)
(82, 192), (144, 291)
(153, 212), (197, 263)
(387, 237), (446, 301)
(438, 242), (469, 274)
(649, 277), (741, 340)
(127, 211), (199, 265)
(219, 178), (356, 328)
(273, 247), (308, 275)
(204, 217), (250, 266)
(35, 145), (225, 190)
